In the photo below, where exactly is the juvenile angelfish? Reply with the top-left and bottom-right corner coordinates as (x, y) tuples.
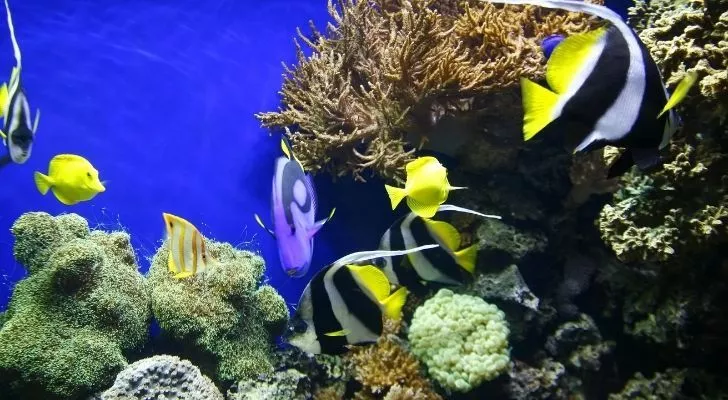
(490, 0), (698, 178)
(34, 154), (105, 205)
(0, 0), (40, 167)
(384, 156), (466, 219)
(285, 244), (438, 355)
(162, 213), (215, 279)
(254, 137), (335, 278)
(379, 204), (501, 288)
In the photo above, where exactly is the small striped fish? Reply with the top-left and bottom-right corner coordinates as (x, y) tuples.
(162, 213), (214, 279)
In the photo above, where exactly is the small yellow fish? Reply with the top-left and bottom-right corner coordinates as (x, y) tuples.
(384, 156), (466, 218)
(34, 154), (105, 205)
(162, 213), (215, 279)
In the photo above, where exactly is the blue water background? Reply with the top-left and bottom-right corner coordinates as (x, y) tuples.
(0, 0), (631, 312)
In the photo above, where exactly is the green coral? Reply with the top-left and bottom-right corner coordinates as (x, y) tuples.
(408, 288), (510, 393)
(0, 212), (150, 400)
(148, 240), (289, 384)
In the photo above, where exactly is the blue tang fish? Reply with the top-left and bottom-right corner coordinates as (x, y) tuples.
(541, 34), (565, 59)
(255, 137), (335, 278)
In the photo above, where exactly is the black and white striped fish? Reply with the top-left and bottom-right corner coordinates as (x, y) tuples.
(489, 0), (697, 178)
(285, 245), (437, 355)
(379, 204), (501, 289)
(0, 0), (39, 167)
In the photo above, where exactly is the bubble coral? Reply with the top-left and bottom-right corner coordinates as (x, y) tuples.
(408, 288), (510, 393)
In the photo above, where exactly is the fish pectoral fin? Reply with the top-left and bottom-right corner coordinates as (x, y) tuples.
(423, 219), (461, 250)
(384, 184), (408, 210)
(0, 129), (6, 141)
(521, 77), (560, 141)
(658, 71), (698, 118)
(546, 27), (609, 94)
(406, 196), (440, 219)
(324, 329), (350, 337)
(380, 286), (408, 321)
(454, 244), (478, 274)
(308, 208), (336, 238)
(254, 214), (275, 237)
(33, 171), (53, 195)
(346, 264), (391, 301)
(32, 109), (40, 133)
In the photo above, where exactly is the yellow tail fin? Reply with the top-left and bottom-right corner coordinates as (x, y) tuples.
(658, 71), (698, 118)
(521, 77), (560, 141)
(454, 244), (478, 274)
(385, 184), (408, 210)
(33, 172), (52, 195)
(380, 286), (408, 321)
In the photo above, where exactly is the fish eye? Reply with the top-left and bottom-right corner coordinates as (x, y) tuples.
(292, 319), (307, 334)
(86, 172), (92, 178)
(290, 226), (296, 235)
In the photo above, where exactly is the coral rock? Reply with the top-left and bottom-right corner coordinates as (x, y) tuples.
(93, 355), (223, 400)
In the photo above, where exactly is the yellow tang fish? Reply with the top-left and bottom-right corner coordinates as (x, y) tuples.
(162, 213), (215, 279)
(384, 156), (466, 218)
(34, 154), (105, 205)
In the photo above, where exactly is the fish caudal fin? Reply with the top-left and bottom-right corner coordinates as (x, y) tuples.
(658, 71), (698, 118)
(521, 77), (560, 141)
(380, 286), (408, 321)
(406, 196), (440, 219)
(33, 172), (53, 195)
(454, 244), (478, 274)
(347, 264), (391, 301)
(385, 184), (408, 210)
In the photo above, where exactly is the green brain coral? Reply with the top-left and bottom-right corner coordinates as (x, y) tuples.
(148, 239), (289, 384)
(0, 212), (150, 400)
(408, 288), (510, 393)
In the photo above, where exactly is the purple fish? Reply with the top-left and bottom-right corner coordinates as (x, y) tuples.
(541, 34), (565, 59)
(254, 137), (335, 278)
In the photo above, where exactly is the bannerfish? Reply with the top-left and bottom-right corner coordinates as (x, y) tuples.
(488, 0), (697, 178)
(384, 156), (466, 219)
(162, 213), (215, 279)
(0, 0), (40, 168)
(541, 34), (565, 59)
(285, 244), (438, 355)
(34, 154), (105, 205)
(379, 204), (501, 288)
(254, 137), (335, 278)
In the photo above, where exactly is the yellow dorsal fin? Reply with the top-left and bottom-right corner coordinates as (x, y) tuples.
(380, 287), (408, 321)
(423, 219), (461, 250)
(280, 137), (292, 159)
(48, 154), (85, 175)
(347, 264), (391, 301)
(521, 77), (560, 140)
(658, 71), (698, 118)
(453, 244), (478, 274)
(324, 329), (350, 337)
(546, 27), (609, 94)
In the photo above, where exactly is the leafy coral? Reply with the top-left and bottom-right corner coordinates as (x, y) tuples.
(257, 0), (603, 182)
(147, 239), (289, 384)
(0, 212), (150, 400)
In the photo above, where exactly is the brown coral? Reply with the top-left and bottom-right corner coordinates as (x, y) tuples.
(257, 0), (602, 182)
(346, 319), (441, 399)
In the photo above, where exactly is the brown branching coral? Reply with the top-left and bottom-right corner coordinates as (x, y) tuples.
(257, 0), (602, 182)
(346, 319), (441, 399)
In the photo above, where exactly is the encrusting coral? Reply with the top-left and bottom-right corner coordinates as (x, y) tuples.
(0, 212), (150, 400)
(147, 239), (289, 385)
(347, 318), (442, 399)
(257, 0), (603, 182)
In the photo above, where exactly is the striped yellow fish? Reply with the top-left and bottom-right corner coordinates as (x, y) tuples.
(162, 213), (214, 279)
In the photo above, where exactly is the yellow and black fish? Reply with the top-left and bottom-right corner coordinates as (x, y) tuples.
(489, 0), (697, 178)
(285, 245), (436, 355)
(379, 204), (501, 289)
(162, 213), (215, 279)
